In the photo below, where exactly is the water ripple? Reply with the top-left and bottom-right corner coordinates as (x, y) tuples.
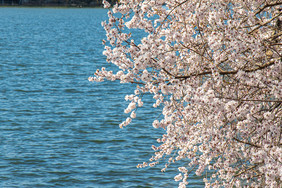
(0, 7), (204, 188)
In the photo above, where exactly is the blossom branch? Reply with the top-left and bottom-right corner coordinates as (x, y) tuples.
(156, 0), (189, 34)
(174, 61), (276, 79)
(234, 164), (259, 178)
(249, 12), (282, 34)
(94, 1), (282, 187)
(215, 97), (282, 103)
(255, 1), (282, 15)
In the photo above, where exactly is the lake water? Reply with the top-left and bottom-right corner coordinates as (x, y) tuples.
(0, 8), (204, 187)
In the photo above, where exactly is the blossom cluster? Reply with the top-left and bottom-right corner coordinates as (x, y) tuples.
(89, 0), (282, 187)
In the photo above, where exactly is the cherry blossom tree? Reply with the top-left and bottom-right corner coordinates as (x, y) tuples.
(89, 0), (282, 187)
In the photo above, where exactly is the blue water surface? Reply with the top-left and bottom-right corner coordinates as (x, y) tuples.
(0, 8), (204, 187)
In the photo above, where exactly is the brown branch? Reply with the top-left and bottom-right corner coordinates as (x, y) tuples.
(234, 164), (259, 177)
(249, 13), (282, 34)
(162, 68), (175, 77)
(174, 61), (275, 79)
(233, 137), (261, 148)
(268, 31), (282, 42)
(255, 1), (282, 15)
(270, 43), (282, 46)
(129, 81), (146, 85)
(216, 97), (282, 103)
(175, 70), (213, 79)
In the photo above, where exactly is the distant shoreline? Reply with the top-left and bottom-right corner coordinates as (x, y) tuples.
(0, 5), (104, 8)
(0, 0), (117, 8)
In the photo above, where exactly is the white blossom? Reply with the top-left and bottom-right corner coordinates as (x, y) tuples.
(174, 173), (183, 182)
(90, 0), (282, 187)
